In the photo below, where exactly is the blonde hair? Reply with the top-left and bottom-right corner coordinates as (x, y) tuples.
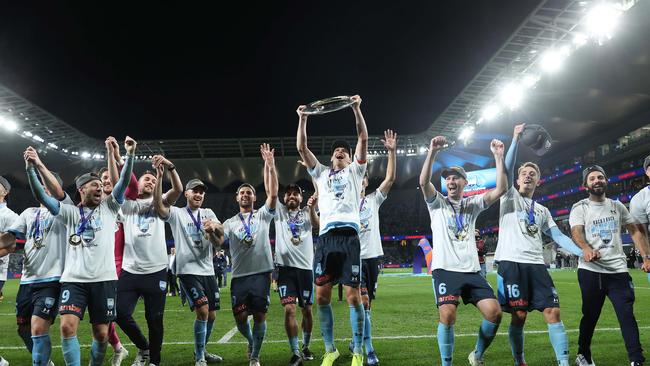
(517, 162), (540, 177)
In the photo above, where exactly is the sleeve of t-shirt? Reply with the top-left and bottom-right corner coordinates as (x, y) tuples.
(165, 206), (180, 224)
(541, 207), (557, 232)
(7, 210), (29, 239)
(307, 163), (327, 179)
(223, 220), (233, 239)
(61, 193), (74, 205)
(104, 194), (122, 214)
(469, 193), (488, 214)
(425, 191), (444, 210)
(569, 202), (586, 228)
(57, 202), (78, 221)
(258, 204), (275, 223)
(373, 190), (387, 208)
(618, 201), (636, 226)
(350, 160), (367, 178)
(629, 194), (648, 224)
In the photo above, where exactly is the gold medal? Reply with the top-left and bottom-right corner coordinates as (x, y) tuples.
(69, 234), (82, 246)
(33, 237), (44, 248)
(291, 236), (302, 245)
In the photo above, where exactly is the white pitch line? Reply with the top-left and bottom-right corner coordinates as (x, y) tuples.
(0, 325), (648, 350)
(217, 315), (252, 344)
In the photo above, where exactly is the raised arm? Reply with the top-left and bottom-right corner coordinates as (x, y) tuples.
(261, 143), (278, 210)
(505, 124), (525, 187)
(627, 223), (650, 272)
(350, 95), (368, 163)
(419, 136), (447, 201)
(482, 139), (507, 206)
(106, 136), (120, 187)
(24, 147), (65, 200)
(307, 194), (320, 232)
(377, 129), (397, 196)
(24, 154), (60, 215)
(152, 164), (170, 219)
(296, 105), (319, 170)
(112, 136), (136, 204)
(152, 155), (183, 206)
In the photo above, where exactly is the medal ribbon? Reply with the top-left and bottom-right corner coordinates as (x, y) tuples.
(77, 205), (96, 236)
(288, 210), (301, 239)
(447, 198), (465, 237)
(527, 200), (536, 226)
(238, 212), (253, 239)
(31, 209), (42, 239)
(186, 207), (202, 233)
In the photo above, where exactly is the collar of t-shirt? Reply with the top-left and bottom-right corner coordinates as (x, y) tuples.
(0, 202), (6, 209)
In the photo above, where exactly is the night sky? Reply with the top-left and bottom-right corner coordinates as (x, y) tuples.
(0, 1), (539, 140)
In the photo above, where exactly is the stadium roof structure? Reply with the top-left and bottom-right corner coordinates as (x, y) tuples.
(0, 0), (643, 161)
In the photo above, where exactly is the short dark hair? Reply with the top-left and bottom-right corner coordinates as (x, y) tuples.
(236, 183), (256, 195)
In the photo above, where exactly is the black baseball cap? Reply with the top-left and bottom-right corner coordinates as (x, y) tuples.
(0, 175), (10, 192)
(643, 155), (650, 171)
(441, 166), (468, 179)
(582, 165), (607, 185)
(75, 173), (101, 190)
(331, 140), (351, 155)
(186, 179), (208, 192)
(284, 183), (303, 195)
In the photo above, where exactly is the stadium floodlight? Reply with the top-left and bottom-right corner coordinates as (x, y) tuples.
(33, 135), (45, 143)
(540, 47), (570, 73)
(419, 146), (427, 154)
(62, 148), (68, 153)
(23, 131), (33, 137)
(0, 116), (18, 132)
(481, 104), (501, 121)
(458, 126), (475, 141)
(522, 75), (540, 88)
(92, 154), (101, 160)
(572, 32), (588, 47)
(499, 82), (524, 110)
(81, 152), (91, 159)
(47, 143), (58, 149)
(585, 3), (622, 42)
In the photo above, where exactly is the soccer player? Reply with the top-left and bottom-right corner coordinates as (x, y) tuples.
(349, 129), (396, 365)
(100, 136), (139, 366)
(154, 169), (224, 366)
(216, 143), (278, 366)
(570, 165), (650, 366)
(419, 135), (507, 366)
(29, 136), (136, 366)
(0, 148), (72, 366)
(494, 124), (586, 366)
(296, 94), (368, 366)
(0, 174), (20, 366)
(630, 155), (650, 240)
(115, 153), (182, 366)
(274, 182), (319, 365)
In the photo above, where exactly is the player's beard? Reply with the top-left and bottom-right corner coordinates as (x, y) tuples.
(587, 182), (607, 196)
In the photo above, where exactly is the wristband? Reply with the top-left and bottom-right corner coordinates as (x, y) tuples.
(167, 164), (176, 171)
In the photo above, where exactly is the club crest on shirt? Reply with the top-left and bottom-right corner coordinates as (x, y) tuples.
(589, 216), (617, 247)
(137, 208), (155, 235)
(184, 223), (204, 246)
(78, 215), (102, 246)
(327, 170), (348, 200)
(359, 205), (372, 233)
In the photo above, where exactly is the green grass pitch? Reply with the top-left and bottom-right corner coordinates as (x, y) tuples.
(1, 269), (649, 365)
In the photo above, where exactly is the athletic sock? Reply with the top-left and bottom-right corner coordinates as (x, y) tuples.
(31, 334), (51, 366)
(18, 327), (33, 353)
(251, 320), (267, 359)
(437, 323), (454, 366)
(363, 310), (375, 354)
(236, 320), (254, 346)
(108, 322), (123, 351)
(318, 304), (335, 352)
(302, 332), (311, 348)
(548, 321), (570, 365)
(289, 335), (300, 356)
(89, 339), (108, 366)
(508, 323), (525, 364)
(206, 319), (215, 346)
(194, 319), (207, 361)
(61, 336), (81, 366)
(475, 319), (499, 359)
(349, 304), (365, 354)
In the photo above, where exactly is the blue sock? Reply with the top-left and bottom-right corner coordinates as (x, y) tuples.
(437, 323), (454, 366)
(475, 319), (499, 360)
(32, 334), (51, 366)
(289, 335), (300, 355)
(206, 319), (214, 345)
(62, 336), (81, 366)
(318, 304), (335, 352)
(251, 321), (266, 359)
(236, 320), (254, 346)
(363, 310), (374, 354)
(349, 304), (365, 354)
(194, 319), (207, 361)
(302, 332), (311, 348)
(509, 324), (525, 364)
(89, 339), (107, 366)
(548, 321), (570, 365)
